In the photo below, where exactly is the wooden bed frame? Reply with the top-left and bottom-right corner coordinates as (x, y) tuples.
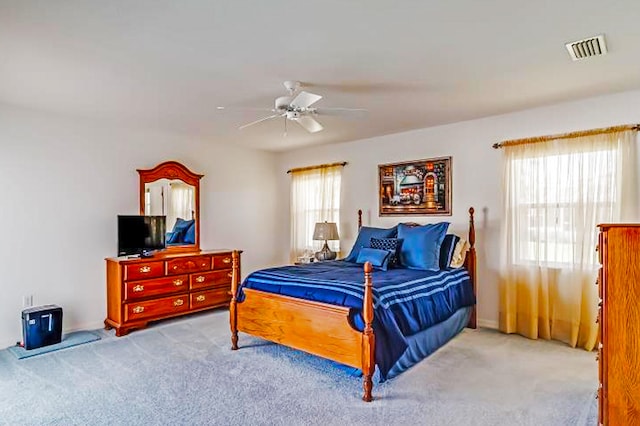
(229, 207), (477, 402)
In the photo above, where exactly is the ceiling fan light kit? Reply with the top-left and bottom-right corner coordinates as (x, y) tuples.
(220, 81), (367, 134)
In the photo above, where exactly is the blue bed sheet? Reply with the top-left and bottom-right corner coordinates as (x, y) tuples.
(239, 260), (475, 380)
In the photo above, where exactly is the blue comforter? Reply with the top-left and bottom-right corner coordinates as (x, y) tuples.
(239, 260), (475, 380)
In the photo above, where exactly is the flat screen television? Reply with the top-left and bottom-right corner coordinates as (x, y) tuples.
(117, 215), (166, 256)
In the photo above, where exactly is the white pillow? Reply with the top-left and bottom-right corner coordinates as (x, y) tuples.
(449, 238), (470, 268)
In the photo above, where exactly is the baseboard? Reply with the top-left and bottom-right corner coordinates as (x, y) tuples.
(477, 319), (499, 329)
(64, 320), (105, 335)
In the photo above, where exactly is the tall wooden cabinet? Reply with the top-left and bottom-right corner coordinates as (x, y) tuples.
(105, 250), (241, 336)
(597, 225), (640, 425)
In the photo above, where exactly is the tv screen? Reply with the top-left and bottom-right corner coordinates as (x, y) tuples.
(117, 215), (166, 256)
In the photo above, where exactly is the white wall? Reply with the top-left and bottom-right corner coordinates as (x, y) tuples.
(0, 104), (280, 348)
(275, 89), (640, 329)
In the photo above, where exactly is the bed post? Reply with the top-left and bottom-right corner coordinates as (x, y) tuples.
(358, 209), (362, 229)
(465, 207), (477, 329)
(362, 261), (375, 402)
(230, 250), (240, 350)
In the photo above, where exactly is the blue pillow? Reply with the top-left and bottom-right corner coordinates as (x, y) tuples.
(167, 218), (195, 244)
(183, 221), (196, 244)
(356, 247), (391, 271)
(343, 226), (397, 262)
(397, 222), (450, 271)
(369, 237), (402, 268)
(172, 218), (194, 232)
(439, 234), (461, 269)
(166, 231), (182, 244)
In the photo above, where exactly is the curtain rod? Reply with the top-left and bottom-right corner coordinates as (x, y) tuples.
(286, 161), (348, 174)
(492, 124), (640, 149)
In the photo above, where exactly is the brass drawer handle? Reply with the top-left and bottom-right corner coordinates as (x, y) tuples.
(173, 279), (184, 286)
(222, 257), (231, 264)
(132, 306), (144, 314)
(140, 266), (151, 273)
(172, 265), (178, 270)
(227, 272), (233, 278)
(174, 299), (184, 307)
(195, 276), (206, 283)
(133, 284), (144, 292)
(196, 295), (206, 302)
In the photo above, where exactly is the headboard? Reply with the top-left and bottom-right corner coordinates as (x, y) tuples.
(356, 207), (477, 329)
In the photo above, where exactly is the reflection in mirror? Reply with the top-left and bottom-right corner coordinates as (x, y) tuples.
(144, 179), (196, 246)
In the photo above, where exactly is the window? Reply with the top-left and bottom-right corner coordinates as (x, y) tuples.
(509, 149), (617, 266)
(499, 127), (637, 350)
(290, 165), (342, 261)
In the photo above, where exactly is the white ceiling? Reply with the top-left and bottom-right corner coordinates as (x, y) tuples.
(2, 0), (640, 151)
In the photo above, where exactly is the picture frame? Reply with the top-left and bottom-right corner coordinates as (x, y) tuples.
(378, 156), (452, 216)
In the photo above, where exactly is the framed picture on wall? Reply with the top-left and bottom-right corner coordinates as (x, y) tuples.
(378, 156), (452, 216)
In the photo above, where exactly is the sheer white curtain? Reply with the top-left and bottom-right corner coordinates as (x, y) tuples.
(167, 182), (194, 230)
(290, 165), (342, 262)
(499, 129), (637, 350)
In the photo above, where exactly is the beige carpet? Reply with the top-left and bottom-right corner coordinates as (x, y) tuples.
(0, 310), (597, 425)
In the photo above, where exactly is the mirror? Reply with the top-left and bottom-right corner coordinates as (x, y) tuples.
(138, 161), (203, 251)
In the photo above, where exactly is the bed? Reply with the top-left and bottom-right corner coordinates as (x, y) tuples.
(229, 207), (477, 402)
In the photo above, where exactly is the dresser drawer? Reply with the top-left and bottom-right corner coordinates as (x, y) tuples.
(124, 261), (164, 281)
(190, 288), (231, 309)
(167, 256), (211, 275)
(125, 294), (189, 322)
(212, 253), (233, 269)
(125, 275), (189, 301)
(190, 269), (233, 290)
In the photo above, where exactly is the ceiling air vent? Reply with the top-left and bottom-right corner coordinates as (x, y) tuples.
(565, 34), (607, 61)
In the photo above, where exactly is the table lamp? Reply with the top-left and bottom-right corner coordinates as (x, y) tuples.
(313, 221), (339, 261)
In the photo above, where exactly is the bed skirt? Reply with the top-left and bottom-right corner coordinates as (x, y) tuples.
(385, 306), (473, 380)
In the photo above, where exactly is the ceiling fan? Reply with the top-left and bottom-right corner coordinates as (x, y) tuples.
(217, 81), (367, 134)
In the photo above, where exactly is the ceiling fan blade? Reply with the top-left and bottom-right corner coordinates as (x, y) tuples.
(294, 116), (324, 133)
(218, 106), (276, 112)
(313, 107), (368, 118)
(290, 91), (322, 109)
(238, 113), (283, 130)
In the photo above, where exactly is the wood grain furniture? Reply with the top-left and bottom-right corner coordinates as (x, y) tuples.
(230, 207), (477, 402)
(106, 249), (241, 336)
(106, 160), (241, 336)
(138, 161), (203, 252)
(597, 224), (640, 425)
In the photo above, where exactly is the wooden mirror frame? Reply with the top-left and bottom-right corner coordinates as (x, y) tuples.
(137, 161), (203, 252)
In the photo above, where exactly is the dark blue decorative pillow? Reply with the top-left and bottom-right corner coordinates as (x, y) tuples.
(344, 226), (397, 262)
(166, 231), (181, 244)
(370, 237), (402, 268)
(183, 221), (196, 244)
(356, 247), (391, 271)
(397, 222), (449, 271)
(168, 218), (195, 244)
(439, 234), (461, 269)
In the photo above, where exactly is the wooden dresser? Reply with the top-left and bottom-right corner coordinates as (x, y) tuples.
(105, 250), (241, 336)
(597, 225), (640, 425)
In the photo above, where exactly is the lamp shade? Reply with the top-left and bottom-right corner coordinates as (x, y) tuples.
(313, 222), (339, 241)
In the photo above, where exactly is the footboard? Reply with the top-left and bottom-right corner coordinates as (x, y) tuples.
(235, 289), (363, 368)
(230, 256), (375, 401)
